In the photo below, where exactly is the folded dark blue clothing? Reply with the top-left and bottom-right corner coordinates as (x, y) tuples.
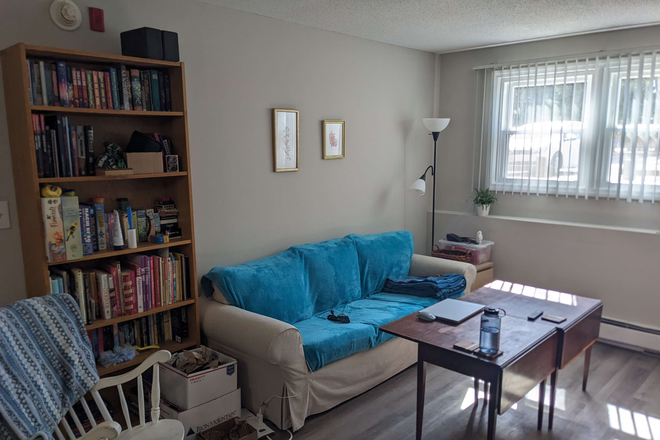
(382, 273), (466, 299)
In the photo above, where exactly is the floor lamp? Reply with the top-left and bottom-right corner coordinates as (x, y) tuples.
(410, 118), (450, 255)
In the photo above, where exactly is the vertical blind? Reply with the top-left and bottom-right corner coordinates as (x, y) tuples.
(473, 48), (660, 202)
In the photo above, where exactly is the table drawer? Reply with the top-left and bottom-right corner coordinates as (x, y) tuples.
(560, 304), (602, 369)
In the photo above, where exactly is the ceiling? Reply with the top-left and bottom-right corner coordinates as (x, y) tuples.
(198, 0), (660, 53)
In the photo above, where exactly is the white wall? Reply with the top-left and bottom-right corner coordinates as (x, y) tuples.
(434, 27), (660, 339)
(0, 0), (434, 304)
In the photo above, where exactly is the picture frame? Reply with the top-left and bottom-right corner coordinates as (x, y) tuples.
(322, 120), (345, 159)
(166, 155), (179, 172)
(272, 109), (300, 172)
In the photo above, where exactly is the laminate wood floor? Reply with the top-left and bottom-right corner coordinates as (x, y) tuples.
(288, 343), (660, 440)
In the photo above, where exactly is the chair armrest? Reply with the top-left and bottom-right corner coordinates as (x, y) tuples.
(78, 421), (122, 440)
(409, 254), (477, 293)
(200, 297), (306, 368)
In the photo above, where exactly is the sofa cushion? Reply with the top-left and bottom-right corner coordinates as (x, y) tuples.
(291, 237), (361, 315)
(201, 237), (361, 324)
(294, 294), (436, 371)
(201, 248), (313, 324)
(348, 231), (414, 298)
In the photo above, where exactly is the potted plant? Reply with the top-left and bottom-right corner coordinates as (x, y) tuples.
(472, 188), (497, 217)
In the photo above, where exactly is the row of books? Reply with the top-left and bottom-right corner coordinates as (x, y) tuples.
(27, 59), (173, 112)
(33, 114), (93, 178)
(49, 250), (191, 324)
(87, 308), (189, 358)
(42, 195), (181, 263)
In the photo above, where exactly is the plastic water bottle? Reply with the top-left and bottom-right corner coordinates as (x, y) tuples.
(480, 307), (506, 354)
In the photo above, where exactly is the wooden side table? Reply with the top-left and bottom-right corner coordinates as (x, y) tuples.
(472, 262), (494, 291)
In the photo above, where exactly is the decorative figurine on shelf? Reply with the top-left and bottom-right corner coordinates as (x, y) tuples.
(476, 231), (483, 244)
(96, 142), (128, 169)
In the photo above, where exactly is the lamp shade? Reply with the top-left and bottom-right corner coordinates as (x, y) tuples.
(423, 118), (450, 133)
(410, 178), (426, 196)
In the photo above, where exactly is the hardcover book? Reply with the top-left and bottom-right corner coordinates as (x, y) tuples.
(94, 201), (107, 251)
(120, 65), (131, 111)
(141, 71), (151, 111)
(110, 68), (121, 110)
(56, 62), (69, 107)
(66, 65), (75, 107)
(71, 67), (80, 107)
(86, 70), (95, 109)
(41, 197), (66, 263)
(50, 63), (60, 106)
(85, 126), (95, 175)
(92, 71), (101, 109)
(60, 195), (83, 260)
(39, 61), (49, 106)
(81, 68), (89, 108)
(150, 70), (160, 111)
(104, 71), (114, 109)
(130, 69), (143, 111)
(94, 270), (112, 320)
(98, 71), (107, 109)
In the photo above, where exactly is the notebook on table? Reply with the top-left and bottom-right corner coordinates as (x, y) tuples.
(420, 299), (485, 325)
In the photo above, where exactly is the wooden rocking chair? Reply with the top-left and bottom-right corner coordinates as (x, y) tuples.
(52, 350), (184, 440)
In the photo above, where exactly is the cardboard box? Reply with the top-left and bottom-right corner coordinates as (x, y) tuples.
(160, 347), (238, 410)
(197, 417), (257, 440)
(126, 152), (164, 174)
(160, 388), (241, 440)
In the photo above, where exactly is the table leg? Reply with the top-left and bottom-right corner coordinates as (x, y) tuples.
(548, 370), (557, 431)
(416, 359), (426, 440)
(537, 378), (546, 431)
(487, 378), (499, 440)
(583, 346), (592, 392)
(474, 378), (479, 404)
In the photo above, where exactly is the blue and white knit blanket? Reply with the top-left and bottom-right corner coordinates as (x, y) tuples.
(0, 294), (98, 440)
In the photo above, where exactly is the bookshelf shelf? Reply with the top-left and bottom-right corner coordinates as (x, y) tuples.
(47, 238), (192, 266)
(39, 171), (188, 183)
(1, 43), (200, 377)
(30, 105), (184, 117)
(86, 299), (195, 330)
(96, 338), (197, 376)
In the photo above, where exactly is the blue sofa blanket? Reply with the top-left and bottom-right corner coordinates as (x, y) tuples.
(202, 231), (465, 371)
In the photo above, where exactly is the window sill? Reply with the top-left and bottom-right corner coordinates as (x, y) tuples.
(431, 209), (660, 236)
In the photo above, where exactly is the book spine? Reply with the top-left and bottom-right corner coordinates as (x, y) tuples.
(141, 71), (151, 111)
(94, 202), (107, 250)
(32, 114), (44, 178)
(163, 72), (171, 111)
(77, 128), (86, 176)
(136, 272), (144, 313)
(110, 68), (121, 110)
(150, 70), (160, 111)
(130, 69), (143, 111)
(121, 270), (133, 315)
(104, 71), (113, 109)
(62, 116), (73, 177)
(81, 68), (89, 108)
(98, 273), (112, 320)
(39, 62), (48, 106)
(26, 60), (34, 105)
(73, 268), (86, 323)
(120, 65), (131, 111)
(71, 68), (80, 107)
(76, 69), (84, 107)
(33, 62), (43, 106)
(79, 205), (93, 255)
(66, 65), (74, 107)
(129, 270), (138, 314)
(85, 126), (95, 176)
(158, 71), (166, 112)
(98, 71), (107, 109)
(40, 115), (53, 178)
(106, 269), (118, 319)
(50, 63), (60, 106)
(44, 63), (54, 106)
(41, 198), (66, 263)
(92, 71), (101, 109)
(137, 210), (147, 242)
(61, 196), (83, 260)
(56, 62), (69, 107)
(69, 125), (79, 177)
(86, 70), (95, 109)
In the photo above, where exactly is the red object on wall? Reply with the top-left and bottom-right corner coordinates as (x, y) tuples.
(89, 7), (105, 32)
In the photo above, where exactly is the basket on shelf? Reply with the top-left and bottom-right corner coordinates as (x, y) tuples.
(431, 245), (472, 263)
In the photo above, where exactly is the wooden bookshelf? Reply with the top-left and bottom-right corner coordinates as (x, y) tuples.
(0, 43), (200, 376)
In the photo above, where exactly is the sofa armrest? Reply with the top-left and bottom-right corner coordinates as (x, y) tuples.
(409, 254), (477, 293)
(200, 297), (306, 368)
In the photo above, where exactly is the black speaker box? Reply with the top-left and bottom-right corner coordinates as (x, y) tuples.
(120, 27), (163, 60)
(161, 31), (180, 62)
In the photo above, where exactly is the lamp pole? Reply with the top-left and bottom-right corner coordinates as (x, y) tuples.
(431, 131), (439, 254)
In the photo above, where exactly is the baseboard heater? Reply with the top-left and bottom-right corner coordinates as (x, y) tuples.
(600, 317), (660, 356)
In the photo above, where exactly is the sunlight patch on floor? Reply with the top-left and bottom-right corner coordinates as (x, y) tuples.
(607, 403), (660, 440)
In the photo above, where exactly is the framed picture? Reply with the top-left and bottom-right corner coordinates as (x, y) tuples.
(322, 120), (345, 159)
(272, 109), (300, 172)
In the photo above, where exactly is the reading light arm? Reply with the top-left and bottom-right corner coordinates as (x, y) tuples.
(420, 165), (434, 179)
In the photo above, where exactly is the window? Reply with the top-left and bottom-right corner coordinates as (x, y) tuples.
(475, 52), (660, 202)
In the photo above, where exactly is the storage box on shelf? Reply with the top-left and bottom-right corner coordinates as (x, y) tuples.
(436, 239), (494, 265)
(0, 43), (199, 376)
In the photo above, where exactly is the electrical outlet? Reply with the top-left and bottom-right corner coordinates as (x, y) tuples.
(0, 201), (10, 229)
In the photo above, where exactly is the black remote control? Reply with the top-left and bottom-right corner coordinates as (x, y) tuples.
(528, 310), (543, 320)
